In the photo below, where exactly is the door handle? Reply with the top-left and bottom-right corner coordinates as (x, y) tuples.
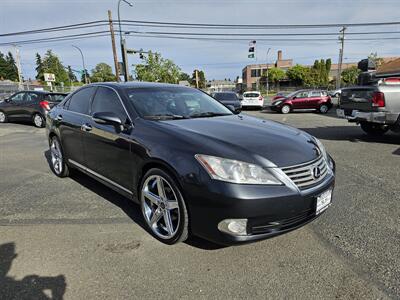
(81, 124), (92, 132)
(55, 115), (63, 121)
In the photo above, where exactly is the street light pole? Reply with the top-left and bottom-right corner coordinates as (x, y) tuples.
(266, 48), (271, 97)
(118, 0), (133, 82)
(72, 45), (88, 84)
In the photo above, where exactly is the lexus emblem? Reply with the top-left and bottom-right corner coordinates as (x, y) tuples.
(312, 166), (321, 179)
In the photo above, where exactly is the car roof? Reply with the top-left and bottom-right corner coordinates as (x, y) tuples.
(212, 91), (236, 94)
(89, 81), (188, 90)
(15, 90), (68, 95)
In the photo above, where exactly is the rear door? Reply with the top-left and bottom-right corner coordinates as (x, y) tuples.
(24, 92), (42, 117)
(307, 91), (322, 108)
(58, 87), (96, 166)
(83, 86), (133, 191)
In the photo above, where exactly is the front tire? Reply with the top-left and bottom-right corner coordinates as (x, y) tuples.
(0, 111), (7, 123)
(140, 168), (189, 245)
(319, 104), (329, 114)
(281, 104), (291, 114)
(49, 136), (70, 177)
(33, 113), (45, 128)
(360, 122), (389, 136)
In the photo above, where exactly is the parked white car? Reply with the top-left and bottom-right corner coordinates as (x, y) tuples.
(241, 91), (264, 109)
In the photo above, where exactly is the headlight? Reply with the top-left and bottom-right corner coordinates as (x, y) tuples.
(273, 100), (282, 106)
(195, 154), (282, 185)
(314, 138), (329, 164)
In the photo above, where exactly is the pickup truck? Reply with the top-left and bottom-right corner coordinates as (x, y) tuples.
(336, 78), (400, 135)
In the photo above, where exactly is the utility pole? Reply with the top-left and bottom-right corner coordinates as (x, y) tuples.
(336, 26), (346, 89)
(14, 45), (23, 90)
(195, 70), (199, 88)
(121, 40), (130, 80)
(108, 10), (120, 82)
(266, 47), (271, 96)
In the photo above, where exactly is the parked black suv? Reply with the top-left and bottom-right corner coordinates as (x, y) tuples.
(0, 91), (67, 128)
(47, 82), (335, 245)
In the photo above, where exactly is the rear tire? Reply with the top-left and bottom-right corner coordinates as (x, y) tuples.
(0, 111), (7, 123)
(140, 168), (189, 245)
(33, 113), (45, 128)
(360, 122), (389, 136)
(281, 105), (291, 114)
(49, 136), (70, 178)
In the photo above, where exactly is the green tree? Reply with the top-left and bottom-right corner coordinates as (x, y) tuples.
(191, 69), (206, 88)
(35, 53), (44, 81)
(325, 58), (332, 84)
(135, 51), (181, 84)
(286, 64), (309, 86)
(67, 65), (77, 83)
(341, 66), (361, 85)
(90, 63), (115, 82)
(41, 50), (69, 85)
(0, 52), (8, 80)
(5, 52), (18, 81)
(261, 67), (285, 88)
(179, 72), (191, 82)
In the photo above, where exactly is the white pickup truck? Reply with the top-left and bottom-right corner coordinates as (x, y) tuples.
(336, 78), (400, 135)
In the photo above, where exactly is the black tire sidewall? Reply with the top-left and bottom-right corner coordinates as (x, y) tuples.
(281, 105), (291, 114)
(319, 104), (329, 114)
(0, 110), (7, 123)
(49, 136), (69, 177)
(139, 168), (189, 245)
(33, 113), (45, 128)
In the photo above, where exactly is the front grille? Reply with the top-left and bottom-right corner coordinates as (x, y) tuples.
(281, 155), (328, 190)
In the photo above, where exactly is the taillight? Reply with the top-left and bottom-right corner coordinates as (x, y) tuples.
(259, 96), (263, 101)
(372, 92), (385, 107)
(39, 101), (50, 110)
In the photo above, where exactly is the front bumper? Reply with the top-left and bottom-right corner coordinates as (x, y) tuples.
(185, 164), (335, 245)
(336, 108), (399, 125)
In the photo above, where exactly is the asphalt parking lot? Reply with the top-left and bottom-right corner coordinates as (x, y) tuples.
(0, 109), (399, 299)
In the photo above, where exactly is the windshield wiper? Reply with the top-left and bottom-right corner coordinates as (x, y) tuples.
(144, 114), (187, 120)
(189, 112), (231, 118)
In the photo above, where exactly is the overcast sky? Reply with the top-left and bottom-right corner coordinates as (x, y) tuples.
(1, 0), (399, 81)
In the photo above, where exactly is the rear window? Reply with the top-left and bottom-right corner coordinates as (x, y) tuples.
(46, 94), (67, 102)
(244, 93), (260, 98)
(213, 93), (238, 101)
(341, 89), (374, 103)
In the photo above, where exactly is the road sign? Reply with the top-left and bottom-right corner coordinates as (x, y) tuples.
(44, 73), (56, 82)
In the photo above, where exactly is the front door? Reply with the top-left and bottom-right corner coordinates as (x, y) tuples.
(83, 86), (134, 192)
(291, 91), (309, 109)
(4, 92), (26, 118)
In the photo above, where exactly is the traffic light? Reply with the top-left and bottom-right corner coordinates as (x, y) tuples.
(248, 40), (256, 59)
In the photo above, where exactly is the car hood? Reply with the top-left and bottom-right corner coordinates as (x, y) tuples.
(156, 114), (319, 167)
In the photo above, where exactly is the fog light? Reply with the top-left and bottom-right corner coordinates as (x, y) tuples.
(218, 219), (248, 236)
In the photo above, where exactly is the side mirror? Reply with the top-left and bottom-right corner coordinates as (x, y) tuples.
(4, 98), (10, 103)
(92, 112), (122, 126)
(227, 105), (239, 114)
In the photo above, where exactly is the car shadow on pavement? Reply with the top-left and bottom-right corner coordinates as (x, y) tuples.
(0, 242), (66, 299)
(299, 126), (400, 146)
(43, 150), (226, 251)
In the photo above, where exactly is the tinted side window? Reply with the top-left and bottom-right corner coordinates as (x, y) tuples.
(26, 92), (40, 103)
(67, 88), (95, 115)
(10, 93), (25, 102)
(91, 87), (127, 122)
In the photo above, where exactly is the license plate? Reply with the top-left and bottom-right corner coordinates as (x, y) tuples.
(336, 109), (345, 118)
(316, 189), (332, 215)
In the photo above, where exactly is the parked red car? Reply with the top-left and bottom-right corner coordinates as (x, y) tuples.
(270, 90), (332, 114)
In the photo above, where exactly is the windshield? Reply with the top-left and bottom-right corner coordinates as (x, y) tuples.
(285, 91), (300, 98)
(213, 93), (238, 101)
(126, 87), (233, 119)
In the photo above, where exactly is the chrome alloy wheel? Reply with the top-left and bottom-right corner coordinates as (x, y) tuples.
(50, 138), (63, 175)
(0, 112), (6, 123)
(141, 175), (180, 239)
(34, 114), (43, 127)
